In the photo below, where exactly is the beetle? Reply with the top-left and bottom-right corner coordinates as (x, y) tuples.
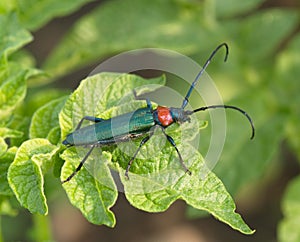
(62, 43), (255, 183)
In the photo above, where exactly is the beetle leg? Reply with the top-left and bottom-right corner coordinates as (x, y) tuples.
(132, 89), (152, 110)
(146, 98), (152, 110)
(160, 127), (192, 175)
(125, 128), (155, 179)
(132, 89), (139, 100)
(76, 116), (105, 130)
(61, 145), (96, 183)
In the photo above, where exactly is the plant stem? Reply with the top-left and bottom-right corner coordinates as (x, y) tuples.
(32, 214), (53, 242)
(0, 217), (3, 242)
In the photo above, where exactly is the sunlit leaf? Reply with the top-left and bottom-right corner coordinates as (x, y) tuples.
(8, 139), (59, 215)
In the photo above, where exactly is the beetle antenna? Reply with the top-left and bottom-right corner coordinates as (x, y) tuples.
(181, 43), (229, 110)
(187, 105), (255, 139)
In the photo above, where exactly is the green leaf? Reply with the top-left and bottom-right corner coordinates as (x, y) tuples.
(0, 69), (27, 121)
(4, 88), (67, 147)
(117, 143), (254, 234)
(43, 0), (222, 77)
(14, 0), (94, 31)
(0, 12), (32, 59)
(228, 9), (299, 63)
(6, 116), (31, 147)
(278, 175), (300, 242)
(273, 34), (300, 161)
(0, 138), (7, 157)
(0, 196), (17, 216)
(215, 0), (264, 17)
(8, 49), (36, 69)
(24, 88), (70, 117)
(47, 126), (61, 145)
(199, 88), (284, 195)
(272, 34), (300, 242)
(30, 96), (67, 140)
(52, 148), (65, 178)
(186, 206), (209, 219)
(0, 127), (24, 138)
(0, 1), (14, 13)
(0, 64), (43, 122)
(59, 73), (165, 225)
(286, 118), (300, 162)
(0, 147), (17, 196)
(0, 128), (23, 156)
(7, 139), (59, 215)
(59, 72), (166, 139)
(166, 119), (207, 143)
(59, 72), (252, 233)
(61, 148), (117, 227)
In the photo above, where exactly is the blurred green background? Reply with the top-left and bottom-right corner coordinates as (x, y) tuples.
(0, 0), (300, 241)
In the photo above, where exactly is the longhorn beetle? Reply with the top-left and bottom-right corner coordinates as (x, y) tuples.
(62, 43), (255, 183)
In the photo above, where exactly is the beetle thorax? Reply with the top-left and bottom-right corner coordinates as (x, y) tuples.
(154, 106), (191, 127)
(169, 107), (191, 124)
(155, 106), (173, 126)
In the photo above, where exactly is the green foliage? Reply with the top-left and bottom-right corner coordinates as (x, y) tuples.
(7, 139), (59, 215)
(275, 32), (300, 242)
(214, 0), (264, 17)
(118, 144), (253, 234)
(59, 73), (166, 138)
(43, 0), (219, 78)
(61, 148), (117, 227)
(0, 147), (17, 196)
(278, 176), (300, 242)
(0, 0), (299, 241)
(30, 96), (67, 141)
(0, 13), (32, 58)
(59, 73), (252, 233)
(0, 0), (93, 31)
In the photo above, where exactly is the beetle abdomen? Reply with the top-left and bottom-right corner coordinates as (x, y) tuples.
(63, 107), (154, 146)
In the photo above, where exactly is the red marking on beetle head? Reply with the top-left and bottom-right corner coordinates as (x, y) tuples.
(157, 106), (174, 126)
